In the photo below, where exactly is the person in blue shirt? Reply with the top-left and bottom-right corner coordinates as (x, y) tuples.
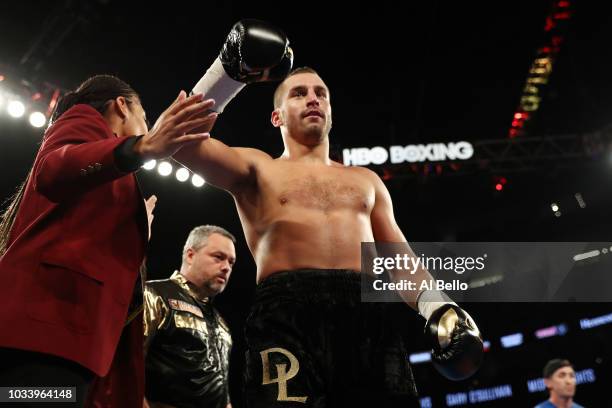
(535, 359), (584, 408)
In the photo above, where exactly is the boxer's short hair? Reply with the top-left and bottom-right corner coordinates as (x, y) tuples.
(273, 66), (320, 108)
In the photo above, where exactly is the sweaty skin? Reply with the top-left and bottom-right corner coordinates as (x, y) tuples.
(174, 72), (428, 305)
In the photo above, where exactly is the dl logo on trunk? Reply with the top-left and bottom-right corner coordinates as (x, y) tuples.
(260, 347), (308, 403)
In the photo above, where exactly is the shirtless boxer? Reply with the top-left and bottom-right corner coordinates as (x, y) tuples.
(176, 20), (483, 407)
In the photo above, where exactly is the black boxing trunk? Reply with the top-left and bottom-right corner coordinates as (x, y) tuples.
(243, 269), (419, 408)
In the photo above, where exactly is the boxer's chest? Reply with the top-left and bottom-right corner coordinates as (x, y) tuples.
(260, 166), (374, 213)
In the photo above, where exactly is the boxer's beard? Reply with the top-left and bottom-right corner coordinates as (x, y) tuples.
(301, 118), (331, 145)
(303, 126), (324, 143)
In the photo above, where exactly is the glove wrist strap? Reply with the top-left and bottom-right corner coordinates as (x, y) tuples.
(417, 290), (457, 320)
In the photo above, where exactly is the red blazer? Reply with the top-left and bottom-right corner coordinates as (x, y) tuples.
(85, 313), (144, 408)
(0, 104), (147, 377)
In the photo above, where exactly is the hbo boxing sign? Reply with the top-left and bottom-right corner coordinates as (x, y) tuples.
(342, 142), (474, 166)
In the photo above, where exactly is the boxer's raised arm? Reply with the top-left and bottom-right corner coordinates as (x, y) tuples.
(174, 140), (270, 194)
(173, 19), (292, 194)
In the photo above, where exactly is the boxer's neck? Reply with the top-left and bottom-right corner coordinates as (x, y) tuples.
(281, 134), (330, 164)
(281, 139), (331, 164)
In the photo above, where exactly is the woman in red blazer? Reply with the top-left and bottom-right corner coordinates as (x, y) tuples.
(0, 74), (217, 407)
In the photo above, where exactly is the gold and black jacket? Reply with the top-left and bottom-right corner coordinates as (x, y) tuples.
(144, 271), (232, 408)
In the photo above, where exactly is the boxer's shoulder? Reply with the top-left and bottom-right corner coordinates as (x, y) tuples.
(342, 165), (382, 186)
(234, 147), (273, 163)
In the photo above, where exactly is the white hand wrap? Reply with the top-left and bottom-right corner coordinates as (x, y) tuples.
(192, 58), (246, 113)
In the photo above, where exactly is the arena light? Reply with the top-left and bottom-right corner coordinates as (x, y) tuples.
(142, 160), (156, 170)
(573, 249), (599, 262)
(7, 100), (25, 118)
(157, 161), (173, 176)
(493, 176), (507, 192)
(500, 332), (523, 348)
(579, 312), (612, 329)
(469, 275), (503, 289)
(550, 202), (559, 212)
(535, 323), (567, 339)
(408, 352), (431, 364)
(175, 167), (189, 182)
(191, 174), (205, 188)
(29, 111), (46, 128)
(506, 1), (573, 138)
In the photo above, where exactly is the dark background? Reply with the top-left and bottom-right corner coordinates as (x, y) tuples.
(1, 1), (611, 406)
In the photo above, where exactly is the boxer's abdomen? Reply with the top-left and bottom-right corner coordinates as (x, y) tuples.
(253, 209), (373, 281)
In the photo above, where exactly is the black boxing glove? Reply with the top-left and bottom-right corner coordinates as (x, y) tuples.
(192, 19), (294, 113)
(419, 292), (483, 381)
(220, 19), (293, 83)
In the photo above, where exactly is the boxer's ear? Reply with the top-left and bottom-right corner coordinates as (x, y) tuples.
(271, 108), (283, 127)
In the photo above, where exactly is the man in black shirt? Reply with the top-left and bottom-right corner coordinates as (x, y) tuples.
(144, 225), (237, 408)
